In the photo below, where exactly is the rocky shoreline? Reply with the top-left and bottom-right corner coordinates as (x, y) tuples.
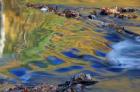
(3, 73), (98, 92)
(26, 3), (140, 37)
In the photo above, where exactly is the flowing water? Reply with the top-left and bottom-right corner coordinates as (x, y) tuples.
(1, 1), (140, 91)
(107, 40), (140, 69)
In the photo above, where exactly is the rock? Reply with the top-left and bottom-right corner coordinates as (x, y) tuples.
(40, 7), (49, 12)
(88, 15), (96, 20)
(100, 8), (109, 15)
(118, 8), (136, 13)
(63, 9), (79, 18)
(57, 73), (98, 92)
(26, 3), (46, 9)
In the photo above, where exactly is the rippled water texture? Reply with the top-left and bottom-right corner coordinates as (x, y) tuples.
(1, 0), (140, 91)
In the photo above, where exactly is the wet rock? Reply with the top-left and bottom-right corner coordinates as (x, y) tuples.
(57, 73), (98, 92)
(114, 13), (138, 19)
(63, 9), (79, 18)
(88, 15), (96, 20)
(26, 3), (57, 12)
(90, 10), (97, 16)
(100, 8), (109, 15)
(118, 8), (136, 13)
(26, 3), (47, 9)
(99, 7), (138, 19)
(55, 11), (66, 17)
(100, 7), (119, 15)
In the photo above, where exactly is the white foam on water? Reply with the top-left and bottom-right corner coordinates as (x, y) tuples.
(107, 40), (140, 69)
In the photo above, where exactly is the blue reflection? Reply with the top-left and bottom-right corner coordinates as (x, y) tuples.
(95, 50), (106, 57)
(46, 56), (64, 65)
(70, 48), (80, 53)
(62, 49), (103, 63)
(21, 71), (55, 83)
(55, 68), (71, 73)
(31, 61), (48, 68)
(105, 33), (122, 42)
(10, 68), (29, 77)
(106, 67), (124, 72)
(62, 51), (79, 58)
(70, 66), (84, 69)
(91, 63), (106, 69)
(55, 65), (84, 73)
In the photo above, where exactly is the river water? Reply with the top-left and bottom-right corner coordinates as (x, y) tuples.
(1, 3), (140, 92)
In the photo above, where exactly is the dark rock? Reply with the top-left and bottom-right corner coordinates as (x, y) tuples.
(57, 73), (98, 92)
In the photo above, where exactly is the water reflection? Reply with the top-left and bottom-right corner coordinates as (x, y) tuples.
(55, 65), (84, 73)
(46, 56), (64, 65)
(10, 67), (30, 77)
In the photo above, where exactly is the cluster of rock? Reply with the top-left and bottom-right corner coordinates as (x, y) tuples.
(26, 3), (80, 18)
(26, 3), (48, 9)
(26, 3), (139, 20)
(4, 73), (98, 92)
(114, 13), (137, 19)
(25, 3), (140, 41)
(100, 7), (138, 19)
(118, 8), (136, 13)
(4, 84), (57, 92)
(54, 9), (80, 18)
(26, 3), (57, 13)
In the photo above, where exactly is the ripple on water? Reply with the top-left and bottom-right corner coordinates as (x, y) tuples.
(80, 54), (103, 63)
(9, 67), (29, 77)
(46, 56), (64, 65)
(95, 50), (106, 57)
(55, 65), (84, 73)
(106, 67), (124, 73)
(62, 49), (104, 64)
(55, 67), (71, 73)
(21, 71), (55, 83)
(62, 51), (79, 58)
(70, 48), (80, 53)
(104, 33), (123, 42)
(30, 61), (48, 68)
(91, 63), (106, 69)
